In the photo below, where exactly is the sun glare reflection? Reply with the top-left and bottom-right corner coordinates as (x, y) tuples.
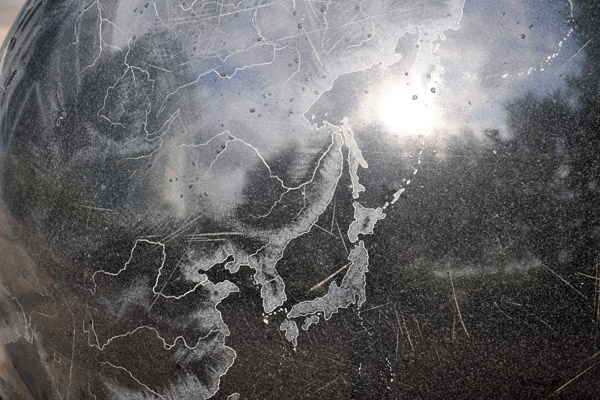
(377, 83), (439, 136)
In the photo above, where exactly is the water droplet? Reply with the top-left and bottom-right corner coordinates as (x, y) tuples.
(430, 87), (436, 93)
(412, 95), (418, 100)
(519, 34), (526, 39)
(298, 23), (303, 29)
(249, 108), (255, 113)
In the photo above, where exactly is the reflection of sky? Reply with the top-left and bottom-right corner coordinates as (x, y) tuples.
(0, 0), (25, 46)
(436, 0), (581, 137)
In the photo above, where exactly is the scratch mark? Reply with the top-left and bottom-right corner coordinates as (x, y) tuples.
(358, 302), (392, 314)
(542, 263), (587, 299)
(101, 361), (165, 399)
(498, 308), (535, 330)
(414, 316), (423, 340)
(449, 272), (470, 338)
(75, 204), (115, 212)
(559, 39), (591, 71)
(391, 306), (401, 359)
(309, 262), (351, 292)
(394, 306), (414, 352)
(161, 215), (203, 243)
(302, 25), (324, 68)
(335, 217), (348, 255)
(577, 272), (600, 281)
(299, 216), (336, 237)
(595, 261), (600, 344)
(313, 376), (340, 395)
(330, 200), (336, 232)
(552, 362), (597, 395)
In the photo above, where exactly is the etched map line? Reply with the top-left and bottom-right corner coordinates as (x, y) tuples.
(150, 223), (201, 309)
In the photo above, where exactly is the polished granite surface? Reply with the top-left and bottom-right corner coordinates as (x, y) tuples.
(1, 0), (600, 399)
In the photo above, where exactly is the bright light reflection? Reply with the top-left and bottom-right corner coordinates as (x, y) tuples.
(377, 84), (439, 136)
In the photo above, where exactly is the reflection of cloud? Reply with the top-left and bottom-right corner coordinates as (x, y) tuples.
(431, 257), (542, 279)
(434, 0), (579, 136)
